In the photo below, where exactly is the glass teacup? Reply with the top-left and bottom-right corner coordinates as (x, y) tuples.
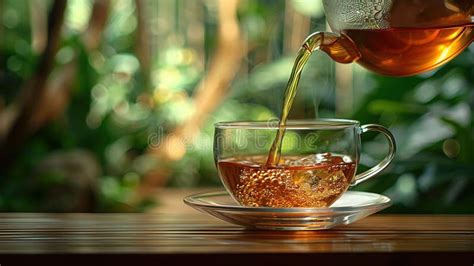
(214, 119), (396, 208)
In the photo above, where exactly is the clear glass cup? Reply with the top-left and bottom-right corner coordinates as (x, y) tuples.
(213, 119), (396, 208)
(307, 0), (474, 76)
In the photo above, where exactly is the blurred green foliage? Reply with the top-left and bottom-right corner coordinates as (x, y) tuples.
(352, 53), (474, 214)
(0, 0), (472, 213)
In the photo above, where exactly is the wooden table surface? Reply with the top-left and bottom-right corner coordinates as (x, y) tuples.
(0, 189), (472, 265)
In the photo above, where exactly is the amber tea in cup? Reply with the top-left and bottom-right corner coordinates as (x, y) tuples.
(218, 153), (356, 208)
(214, 120), (396, 208)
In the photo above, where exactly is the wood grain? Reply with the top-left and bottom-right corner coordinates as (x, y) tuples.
(0, 189), (472, 265)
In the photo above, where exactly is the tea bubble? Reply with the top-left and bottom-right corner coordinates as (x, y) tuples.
(219, 153), (356, 208)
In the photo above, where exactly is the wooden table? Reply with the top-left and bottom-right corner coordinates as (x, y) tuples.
(0, 189), (472, 265)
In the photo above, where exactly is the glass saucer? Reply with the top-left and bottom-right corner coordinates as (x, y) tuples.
(184, 190), (391, 230)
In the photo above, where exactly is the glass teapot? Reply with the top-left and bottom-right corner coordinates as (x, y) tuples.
(307, 0), (474, 76)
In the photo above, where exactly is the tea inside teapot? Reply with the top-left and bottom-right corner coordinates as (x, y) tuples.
(319, 0), (474, 76)
(265, 0), (473, 167)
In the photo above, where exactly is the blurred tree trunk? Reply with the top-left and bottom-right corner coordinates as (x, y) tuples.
(0, 0), (3, 46)
(31, 0), (110, 129)
(0, 0), (67, 171)
(136, 0), (246, 198)
(135, 0), (151, 88)
(83, 0), (110, 51)
(0, 0), (110, 174)
(283, 0), (311, 55)
(30, 0), (47, 54)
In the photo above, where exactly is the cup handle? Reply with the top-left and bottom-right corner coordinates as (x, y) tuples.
(351, 124), (397, 187)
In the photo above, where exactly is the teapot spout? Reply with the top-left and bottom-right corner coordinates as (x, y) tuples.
(302, 32), (361, 64)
